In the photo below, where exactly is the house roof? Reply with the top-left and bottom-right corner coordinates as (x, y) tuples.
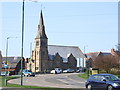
(114, 50), (120, 56)
(86, 52), (100, 60)
(2, 57), (21, 68)
(101, 52), (112, 56)
(86, 52), (112, 61)
(48, 45), (85, 59)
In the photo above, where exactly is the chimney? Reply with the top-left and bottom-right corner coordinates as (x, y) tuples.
(111, 48), (115, 54)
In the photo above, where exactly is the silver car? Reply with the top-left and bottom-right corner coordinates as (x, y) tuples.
(50, 68), (62, 74)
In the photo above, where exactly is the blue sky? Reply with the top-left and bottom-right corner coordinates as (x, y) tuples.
(1, 2), (118, 58)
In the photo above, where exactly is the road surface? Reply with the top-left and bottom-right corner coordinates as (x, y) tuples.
(8, 73), (86, 89)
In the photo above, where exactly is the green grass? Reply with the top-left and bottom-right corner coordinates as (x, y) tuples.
(0, 76), (85, 90)
(78, 73), (89, 80)
(0, 76), (2, 87)
(1, 76), (19, 86)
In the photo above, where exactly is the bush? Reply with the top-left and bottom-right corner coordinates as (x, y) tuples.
(99, 69), (107, 74)
(116, 75), (120, 78)
(110, 70), (120, 75)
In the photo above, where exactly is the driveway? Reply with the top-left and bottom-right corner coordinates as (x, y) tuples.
(8, 73), (86, 89)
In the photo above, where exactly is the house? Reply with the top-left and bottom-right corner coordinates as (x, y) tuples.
(85, 51), (112, 68)
(111, 48), (120, 64)
(2, 57), (25, 75)
(26, 10), (85, 73)
(85, 48), (120, 68)
(0, 51), (2, 75)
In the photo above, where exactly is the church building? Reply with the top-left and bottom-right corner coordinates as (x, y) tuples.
(27, 11), (85, 73)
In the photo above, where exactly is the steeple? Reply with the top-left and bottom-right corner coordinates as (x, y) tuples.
(39, 10), (44, 26)
(36, 10), (47, 39)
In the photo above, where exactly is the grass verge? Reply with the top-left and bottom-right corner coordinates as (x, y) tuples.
(78, 73), (89, 80)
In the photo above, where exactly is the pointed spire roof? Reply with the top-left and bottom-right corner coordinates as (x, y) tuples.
(36, 10), (48, 39)
(39, 10), (44, 26)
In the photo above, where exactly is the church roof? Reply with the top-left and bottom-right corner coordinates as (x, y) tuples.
(36, 10), (47, 39)
(48, 45), (85, 59)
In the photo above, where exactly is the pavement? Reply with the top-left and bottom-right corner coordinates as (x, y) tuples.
(6, 73), (86, 89)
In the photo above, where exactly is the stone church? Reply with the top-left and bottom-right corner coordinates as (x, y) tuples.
(27, 11), (85, 73)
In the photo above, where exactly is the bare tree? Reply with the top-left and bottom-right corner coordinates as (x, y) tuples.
(94, 55), (118, 73)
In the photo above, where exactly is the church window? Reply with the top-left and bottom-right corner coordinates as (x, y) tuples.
(42, 51), (45, 55)
(37, 51), (39, 55)
(41, 41), (46, 47)
(36, 41), (39, 46)
(35, 67), (38, 70)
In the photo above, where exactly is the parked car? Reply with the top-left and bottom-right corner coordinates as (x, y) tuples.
(22, 69), (35, 77)
(1, 71), (9, 76)
(85, 73), (120, 90)
(50, 68), (62, 74)
(63, 68), (75, 73)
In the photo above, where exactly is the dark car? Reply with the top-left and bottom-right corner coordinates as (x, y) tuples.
(85, 74), (120, 90)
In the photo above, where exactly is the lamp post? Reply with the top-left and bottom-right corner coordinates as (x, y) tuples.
(4, 37), (9, 86)
(30, 42), (32, 71)
(83, 45), (88, 67)
(20, 0), (25, 86)
(20, 0), (37, 86)
(5, 37), (17, 86)
(84, 45), (88, 54)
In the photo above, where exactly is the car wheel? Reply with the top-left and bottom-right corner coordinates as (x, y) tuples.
(28, 74), (31, 77)
(55, 71), (57, 74)
(87, 84), (92, 90)
(107, 85), (113, 90)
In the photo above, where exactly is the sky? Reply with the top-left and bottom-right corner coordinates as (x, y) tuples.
(0, 1), (118, 58)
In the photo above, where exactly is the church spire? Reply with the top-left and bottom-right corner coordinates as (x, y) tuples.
(39, 10), (44, 26)
(36, 10), (47, 39)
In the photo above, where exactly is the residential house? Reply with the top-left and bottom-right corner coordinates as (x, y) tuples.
(85, 51), (112, 68)
(2, 57), (25, 75)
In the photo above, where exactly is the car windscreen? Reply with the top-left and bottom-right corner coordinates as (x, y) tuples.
(103, 75), (120, 81)
(27, 70), (32, 72)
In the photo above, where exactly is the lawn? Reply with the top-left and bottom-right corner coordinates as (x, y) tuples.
(78, 73), (89, 80)
(0, 76), (86, 90)
(0, 76), (2, 87)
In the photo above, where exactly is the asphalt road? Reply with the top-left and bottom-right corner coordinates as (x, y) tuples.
(8, 73), (86, 89)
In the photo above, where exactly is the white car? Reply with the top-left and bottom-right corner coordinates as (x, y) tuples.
(50, 68), (62, 74)
(63, 68), (75, 73)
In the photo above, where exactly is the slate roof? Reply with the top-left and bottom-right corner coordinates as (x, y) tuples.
(2, 57), (21, 68)
(101, 52), (112, 56)
(86, 52), (112, 61)
(85, 52), (100, 61)
(48, 45), (85, 60)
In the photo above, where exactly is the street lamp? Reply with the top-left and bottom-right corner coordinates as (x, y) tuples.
(20, 0), (25, 86)
(83, 45), (88, 67)
(20, 0), (37, 86)
(5, 37), (17, 86)
(84, 45), (88, 54)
